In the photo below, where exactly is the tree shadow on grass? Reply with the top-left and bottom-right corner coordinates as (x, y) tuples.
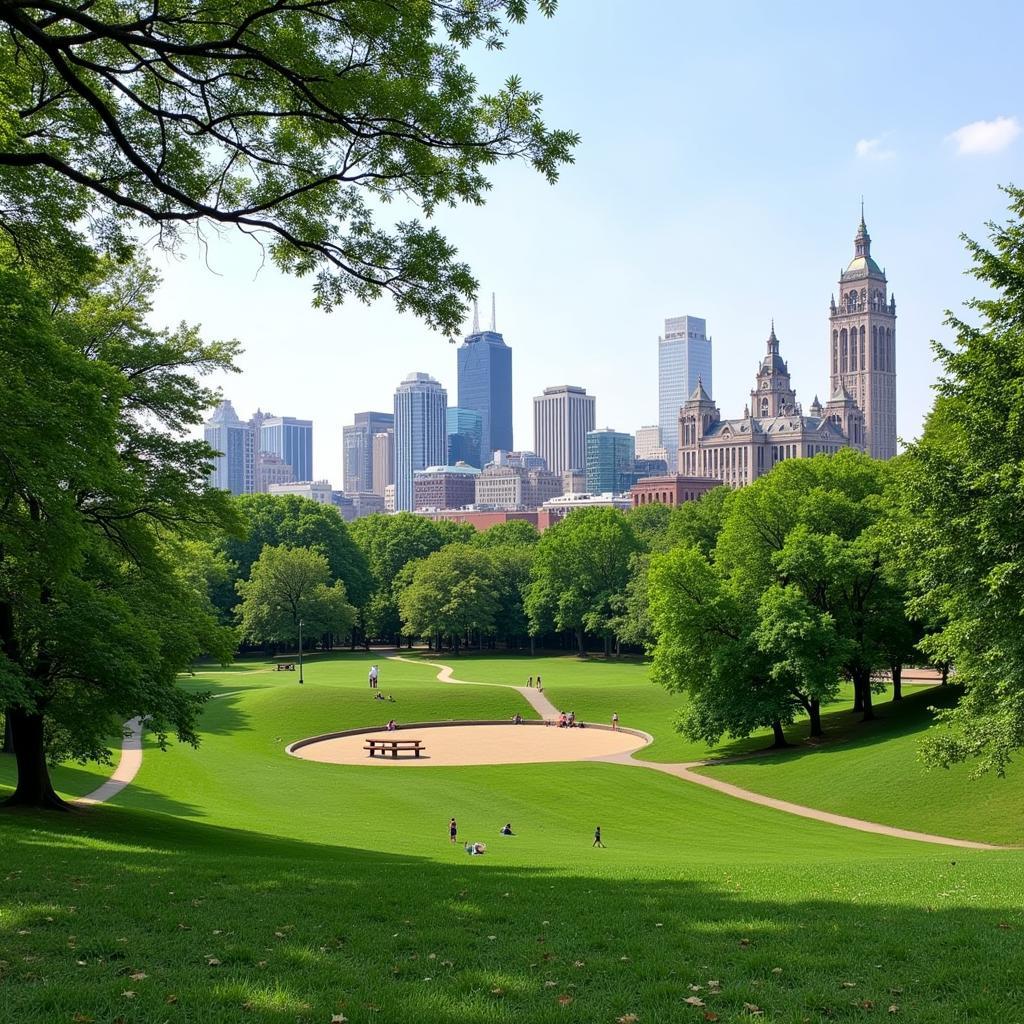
(1, 808), (1022, 1024)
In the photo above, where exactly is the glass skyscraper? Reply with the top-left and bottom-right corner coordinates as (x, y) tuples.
(585, 428), (636, 494)
(260, 416), (313, 483)
(343, 411), (394, 493)
(394, 372), (448, 512)
(457, 305), (512, 465)
(658, 315), (712, 470)
(204, 399), (254, 495)
(446, 407), (484, 468)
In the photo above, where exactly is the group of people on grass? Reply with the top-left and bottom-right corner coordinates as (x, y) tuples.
(449, 816), (603, 852)
(525, 675), (543, 691)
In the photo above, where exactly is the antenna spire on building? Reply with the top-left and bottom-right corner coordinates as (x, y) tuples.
(472, 297), (479, 334)
(491, 292), (496, 331)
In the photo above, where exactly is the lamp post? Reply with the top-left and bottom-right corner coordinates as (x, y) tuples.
(298, 618), (304, 686)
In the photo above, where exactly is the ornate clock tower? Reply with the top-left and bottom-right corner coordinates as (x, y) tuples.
(828, 210), (897, 458)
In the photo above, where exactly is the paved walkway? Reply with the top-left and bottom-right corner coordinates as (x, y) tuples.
(76, 718), (143, 806)
(390, 656), (1005, 851)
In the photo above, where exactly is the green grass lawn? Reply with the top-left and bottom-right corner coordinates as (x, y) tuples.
(698, 685), (1024, 846)
(3, 652), (1024, 1022)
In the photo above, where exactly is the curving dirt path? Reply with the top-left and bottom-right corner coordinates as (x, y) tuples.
(390, 656), (1005, 851)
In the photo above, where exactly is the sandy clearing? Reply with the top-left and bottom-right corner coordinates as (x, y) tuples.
(290, 722), (647, 766)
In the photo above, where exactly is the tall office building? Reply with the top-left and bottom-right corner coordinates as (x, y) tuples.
(828, 211), (897, 459)
(457, 296), (513, 463)
(658, 315), (712, 468)
(204, 399), (254, 495)
(371, 430), (394, 498)
(393, 372), (448, 512)
(532, 385), (596, 475)
(446, 407), (484, 468)
(586, 428), (636, 494)
(343, 411), (394, 493)
(260, 416), (313, 482)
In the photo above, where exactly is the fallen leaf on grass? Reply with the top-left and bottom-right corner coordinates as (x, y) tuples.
(841, 981), (857, 988)
(739, 938), (750, 948)
(617, 1015), (639, 1023)
(557, 995), (573, 1006)
(743, 1004), (763, 1016)
(490, 988), (505, 996)
(165, 995), (178, 1005)
(205, 957), (222, 967)
(574, 960), (585, 968)
(771, 967), (782, 975)
(684, 996), (706, 1007)
(888, 1005), (900, 1014)
(689, 984), (703, 992)
(121, 991), (136, 1000)
(129, 971), (147, 981)
(703, 1015), (719, 1022)
(544, 980), (557, 988)
(858, 1001), (875, 1009)
(331, 1015), (348, 1023)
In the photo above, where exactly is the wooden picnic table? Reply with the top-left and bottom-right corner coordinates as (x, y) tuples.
(364, 737), (425, 759)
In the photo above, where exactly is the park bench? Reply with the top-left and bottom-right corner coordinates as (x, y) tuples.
(364, 737), (425, 759)
(276, 663), (296, 671)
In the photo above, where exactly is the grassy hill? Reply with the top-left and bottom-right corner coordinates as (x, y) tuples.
(2, 652), (1023, 1023)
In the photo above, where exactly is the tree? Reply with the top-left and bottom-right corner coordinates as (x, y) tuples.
(214, 493), (371, 622)
(0, 251), (239, 809)
(649, 451), (911, 747)
(526, 508), (640, 655)
(0, 1), (577, 333)
(350, 513), (471, 644)
(236, 545), (355, 649)
(898, 187), (1024, 775)
(399, 545), (498, 654)
(470, 519), (539, 548)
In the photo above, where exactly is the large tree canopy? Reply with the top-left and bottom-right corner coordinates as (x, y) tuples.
(0, 250), (239, 809)
(898, 187), (1024, 775)
(0, 0), (577, 331)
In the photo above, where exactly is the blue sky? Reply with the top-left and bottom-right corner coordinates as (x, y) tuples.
(152, 0), (1024, 487)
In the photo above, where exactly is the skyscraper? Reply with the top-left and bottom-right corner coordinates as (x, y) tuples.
(533, 385), (596, 475)
(204, 399), (254, 495)
(457, 295), (512, 464)
(446, 407), (484, 468)
(634, 425), (665, 461)
(393, 372), (448, 512)
(658, 315), (712, 468)
(371, 430), (394, 498)
(343, 411), (394, 493)
(260, 416), (313, 482)
(828, 210), (897, 459)
(586, 428), (636, 494)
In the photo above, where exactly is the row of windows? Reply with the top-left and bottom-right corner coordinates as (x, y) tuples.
(832, 324), (894, 375)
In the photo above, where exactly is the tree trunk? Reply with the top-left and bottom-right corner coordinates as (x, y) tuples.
(2, 712), (13, 754)
(857, 670), (876, 721)
(770, 719), (790, 748)
(808, 700), (823, 738)
(530, 635), (535, 657)
(576, 627), (585, 656)
(2, 707), (72, 811)
(852, 682), (864, 713)
(941, 662), (949, 686)
(891, 661), (903, 701)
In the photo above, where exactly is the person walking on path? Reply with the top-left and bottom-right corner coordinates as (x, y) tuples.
(449, 818), (458, 844)
(593, 825), (605, 848)
(611, 713), (619, 731)
(536, 674), (543, 692)
(527, 676), (533, 688)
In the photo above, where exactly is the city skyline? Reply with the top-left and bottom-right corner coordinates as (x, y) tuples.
(158, 2), (1023, 489)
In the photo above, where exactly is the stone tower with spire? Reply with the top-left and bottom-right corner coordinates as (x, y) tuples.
(751, 322), (798, 418)
(828, 208), (897, 459)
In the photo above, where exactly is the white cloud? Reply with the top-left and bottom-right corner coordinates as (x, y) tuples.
(947, 116), (1020, 155)
(855, 137), (895, 161)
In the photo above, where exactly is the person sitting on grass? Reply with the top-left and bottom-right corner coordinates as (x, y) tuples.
(558, 712), (567, 728)
(374, 691), (384, 701)
(386, 719), (397, 731)
(500, 823), (514, 836)
(465, 842), (486, 855)
(511, 713), (523, 724)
